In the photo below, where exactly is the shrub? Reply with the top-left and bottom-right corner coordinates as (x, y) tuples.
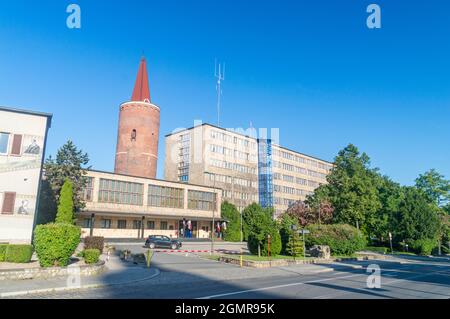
(83, 249), (100, 264)
(286, 232), (304, 257)
(0, 244), (7, 262)
(305, 224), (367, 256)
(248, 231), (282, 257)
(279, 213), (299, 255)
(408, 238), (436, 256)
(55, 179), (74, 224)
(34, 223), (81, 267)
(5, 245), (33, 263)
(84, 236), (104, 253)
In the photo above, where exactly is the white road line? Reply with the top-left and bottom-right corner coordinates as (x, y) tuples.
(196, 273), (363, 299)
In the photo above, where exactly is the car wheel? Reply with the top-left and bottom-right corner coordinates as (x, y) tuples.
(171, 244), (177, 250)
(149, 243), (155, 249)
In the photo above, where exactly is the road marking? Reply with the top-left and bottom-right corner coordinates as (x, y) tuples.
(196, 273), (363, 299)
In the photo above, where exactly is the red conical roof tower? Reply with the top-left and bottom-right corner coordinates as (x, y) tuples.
(131, 57), (151, 102)
(114, 57), (160, 179)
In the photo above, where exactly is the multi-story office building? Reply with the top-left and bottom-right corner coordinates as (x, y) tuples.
(165, 123), (333, 217)
(77, 170), (221, 239)
(165, 124), (259, 212)
(0, 106), (52, 244)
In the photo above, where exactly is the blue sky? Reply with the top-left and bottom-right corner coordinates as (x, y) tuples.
(0, 0), (449, 185)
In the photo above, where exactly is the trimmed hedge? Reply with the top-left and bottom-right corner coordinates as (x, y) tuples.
(84, 236), (104, 253)
(5, 245), (33, 263)
(0, 244), (7, 262)
(305, 224), (367, 256)
(34, 223), (81, 267)
(83, 249), (100, 264)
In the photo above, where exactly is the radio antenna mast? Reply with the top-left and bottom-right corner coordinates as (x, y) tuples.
(215, 59), (225, 127)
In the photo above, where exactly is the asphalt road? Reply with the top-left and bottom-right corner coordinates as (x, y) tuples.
(12, 251), (450, 299)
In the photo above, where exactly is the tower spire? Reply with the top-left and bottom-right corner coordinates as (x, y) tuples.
(131, 57), (151, 102)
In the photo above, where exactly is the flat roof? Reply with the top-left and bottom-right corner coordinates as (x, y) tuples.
(0, 105), (53, 128)
(87, 169), (222, 191)
(165, 122), (333, 165)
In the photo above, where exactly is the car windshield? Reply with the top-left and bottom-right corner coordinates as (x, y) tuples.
(162, 236), (170, 241)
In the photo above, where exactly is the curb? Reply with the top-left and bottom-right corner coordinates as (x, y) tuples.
(0, 268), (161, 298)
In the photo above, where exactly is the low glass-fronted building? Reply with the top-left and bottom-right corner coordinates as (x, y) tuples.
(77, 170), (222, 239)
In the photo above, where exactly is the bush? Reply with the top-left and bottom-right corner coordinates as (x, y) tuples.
(305, 224), (367, 256)
(279, 213), (299, 255)
(286, 232), (304, 257)
(55, 179), (74, 224)
(83, 249), (100, 264)
(34, 223), (81, 267)
(248, 231), (282, 257)
(84, 236), (104, 253)
(0, 244), (7, 262)
(5, 245), (33, 263)
(408, 238), (436, 256)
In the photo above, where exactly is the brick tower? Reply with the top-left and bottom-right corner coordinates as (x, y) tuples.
(114, 57), (160, 178)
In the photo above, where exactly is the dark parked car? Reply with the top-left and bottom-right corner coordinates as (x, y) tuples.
(145, 235), (182, 249)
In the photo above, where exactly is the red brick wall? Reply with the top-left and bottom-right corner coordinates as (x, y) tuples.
(114, 102), (160, 178)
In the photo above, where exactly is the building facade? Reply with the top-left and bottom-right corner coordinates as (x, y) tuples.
(164, 123), (333, 217)
(0, 106), (52, 244)
(165, 124), (259, 212)
(114, 57), (160, 179)
(77, 170), (221, 239)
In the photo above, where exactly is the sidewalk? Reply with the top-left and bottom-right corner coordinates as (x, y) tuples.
(0, 256), (160, 298)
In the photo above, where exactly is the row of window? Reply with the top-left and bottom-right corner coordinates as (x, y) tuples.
(272, 173), (321, 188)
(273, 184), (315, 196)
(204, 172), (257, 188)
(272, 149), (333, 171)
(84, 178), (216, 211)
(209, 158), (257, 175)
(272, 161), (328, 179)
(210, 130), (257, 150)
(209, 144), (257, 162)
(178, 134), (191, 181)
(84, 218), (172, 230)
(148, 185), (184, 208)
(187, 190), (216, 211)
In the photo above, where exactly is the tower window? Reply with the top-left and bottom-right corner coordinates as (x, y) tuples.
(131, 129), (137, 141)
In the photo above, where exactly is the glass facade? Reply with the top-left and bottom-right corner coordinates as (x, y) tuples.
(98, 178), (144, 205)
(148, 185), (184, 208)
(258, 138), (274, 208)
(188, 190), (216, 211)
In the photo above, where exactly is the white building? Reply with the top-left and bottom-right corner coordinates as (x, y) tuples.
(0, 106), (52, 244)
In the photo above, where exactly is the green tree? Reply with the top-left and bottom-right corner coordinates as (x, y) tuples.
(415, 169), (450, 207)
(312, 144), (381, 235)
(42, 140), (89, 221)
(371, 175), (404, 244)
(392, 187), (440, 243)
(55, 179), (74, 224)
(221, 201), (242, 242)
(36, 179), (57, 225)
(286, 231), (304, 257)
(279, 213), (299, 254)
(243, 203), (280, 256)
